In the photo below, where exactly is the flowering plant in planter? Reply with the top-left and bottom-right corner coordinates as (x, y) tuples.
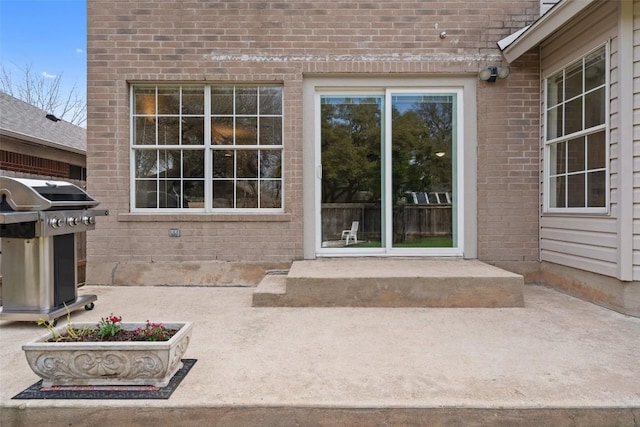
(40, 313), (178, 343)
(24, 315), (193, 387)
(137, 320), (171, 341)
(98, 313), (122, 338)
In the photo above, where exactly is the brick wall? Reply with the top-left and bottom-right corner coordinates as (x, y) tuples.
(477, 52), (541, 264)
(87, 0), (541, 282)
(0, 150), (70, 178)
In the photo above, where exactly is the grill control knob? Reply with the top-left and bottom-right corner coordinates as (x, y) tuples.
(67, 217), (78, 226)
(49, 217), (62, 228)
(82, 216), (96, 225)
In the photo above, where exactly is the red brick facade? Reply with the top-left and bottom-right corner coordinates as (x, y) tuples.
(0, 150), (71, 179)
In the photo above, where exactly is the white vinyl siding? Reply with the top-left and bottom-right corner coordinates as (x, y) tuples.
(632, 0), (640, 280)
(539, 0), (619, 278)
(540, 216), (619, 277)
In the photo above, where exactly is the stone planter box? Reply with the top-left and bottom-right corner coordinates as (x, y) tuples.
(22, 322), (193, 387)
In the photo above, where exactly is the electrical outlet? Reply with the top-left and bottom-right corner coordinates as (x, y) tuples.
(168, 228), (180, 237)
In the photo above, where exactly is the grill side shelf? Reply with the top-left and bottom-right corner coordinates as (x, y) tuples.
(0, 211), (39, 224)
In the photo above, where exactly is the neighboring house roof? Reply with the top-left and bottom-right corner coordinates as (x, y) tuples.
(0, 92), (86, 154)
(498, 0), (599, 63)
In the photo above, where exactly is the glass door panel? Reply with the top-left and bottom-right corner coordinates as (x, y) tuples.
(320, 95), (383, 249)
(390, 94), (455, 249)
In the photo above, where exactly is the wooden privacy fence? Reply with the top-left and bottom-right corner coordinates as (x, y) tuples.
(322, 203), (452, 243)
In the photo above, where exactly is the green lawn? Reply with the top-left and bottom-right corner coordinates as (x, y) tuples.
(393, 236), (453, 248)
(348, 236), (453, 248)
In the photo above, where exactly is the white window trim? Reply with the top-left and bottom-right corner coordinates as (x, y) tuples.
(129, 84), (284, 214)
(543, 43), (610, 214)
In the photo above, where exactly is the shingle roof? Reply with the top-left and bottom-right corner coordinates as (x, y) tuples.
(0, 92), (86, 153)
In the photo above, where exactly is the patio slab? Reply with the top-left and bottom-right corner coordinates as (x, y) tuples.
(1, 284), (639, 426)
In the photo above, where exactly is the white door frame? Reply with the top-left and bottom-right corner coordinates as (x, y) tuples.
(302, 76), (478, 259)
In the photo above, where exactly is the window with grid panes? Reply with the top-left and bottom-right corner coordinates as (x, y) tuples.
(131, 85), (283, 211)
(545, 45), (607, 211)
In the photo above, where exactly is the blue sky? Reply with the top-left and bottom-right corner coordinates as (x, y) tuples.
(0, 0), (86, 103)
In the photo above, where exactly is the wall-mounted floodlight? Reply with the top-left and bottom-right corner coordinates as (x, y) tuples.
(478, 66), (510, 82)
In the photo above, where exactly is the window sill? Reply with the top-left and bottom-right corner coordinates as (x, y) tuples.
(118, 212), (292, 222)
(541, 211), (610, 217)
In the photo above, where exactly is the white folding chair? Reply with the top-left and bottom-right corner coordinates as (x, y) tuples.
(341, 221), (359, 245)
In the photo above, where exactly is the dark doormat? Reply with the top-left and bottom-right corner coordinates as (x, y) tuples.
(12, 359), (196, 400)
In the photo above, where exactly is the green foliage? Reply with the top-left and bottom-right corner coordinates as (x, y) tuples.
(320, 95), (453, 204)
(36, 318), (60, 341)
(98, 314), (122, 339)
(137, 321), (170, 341)
(391, 101), (453, 200)
(321, 99), (382, 203)
(38, 303), (91, 341)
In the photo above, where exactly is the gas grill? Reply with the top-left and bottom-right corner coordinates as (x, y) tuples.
(0, 176), (108, 324)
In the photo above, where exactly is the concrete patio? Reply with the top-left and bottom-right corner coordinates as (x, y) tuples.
(1, 284), (639, 426)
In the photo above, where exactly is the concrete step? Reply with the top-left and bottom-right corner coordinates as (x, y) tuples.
(251, 272), (287, 307)
(253, 259), (524, 307)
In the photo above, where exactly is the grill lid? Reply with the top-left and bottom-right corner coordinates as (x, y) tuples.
(0, 177), (99, 211)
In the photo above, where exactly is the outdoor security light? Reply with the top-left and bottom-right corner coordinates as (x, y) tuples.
(478, 66), (510, 82)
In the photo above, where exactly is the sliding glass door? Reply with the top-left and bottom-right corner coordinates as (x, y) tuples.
(320, 95), (384, 249)
(390, 92), (456, 249)
(318, 90), (459, 255)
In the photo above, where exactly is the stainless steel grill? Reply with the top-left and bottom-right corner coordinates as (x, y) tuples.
(0, 177), (108, 324)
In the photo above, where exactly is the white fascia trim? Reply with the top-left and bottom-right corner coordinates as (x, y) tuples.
(499, 0), (599, 63)
(497, 26), (530, 51)
(0, 128), (86, 155)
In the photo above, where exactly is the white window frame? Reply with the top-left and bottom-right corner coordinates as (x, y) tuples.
(129, 84), (284, 213)
(543, 43), (609, 214)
